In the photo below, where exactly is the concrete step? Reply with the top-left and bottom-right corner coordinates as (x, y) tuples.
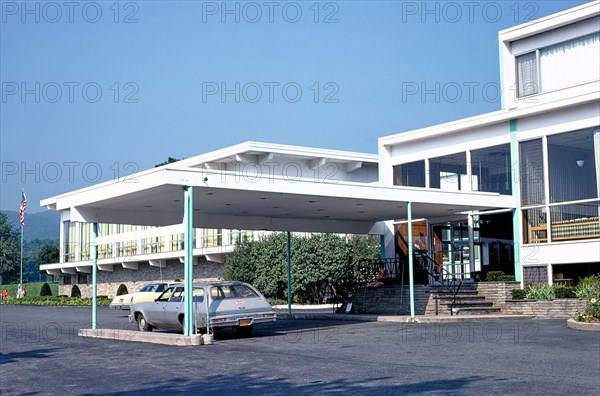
(452, 307), (502, 315)
(441, 301), (495, 308)
(433, 295), (485, 301)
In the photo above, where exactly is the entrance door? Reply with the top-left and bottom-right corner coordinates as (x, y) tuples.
(432, 222), (472, 281)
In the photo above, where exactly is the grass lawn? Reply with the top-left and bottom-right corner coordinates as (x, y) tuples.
(1, 282), (59, 298)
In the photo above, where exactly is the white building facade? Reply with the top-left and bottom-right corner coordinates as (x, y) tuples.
(379, 1), (600, 286)
(40, 2), (600, 296)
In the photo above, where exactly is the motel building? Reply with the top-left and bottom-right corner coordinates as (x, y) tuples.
(40, 2), (599, 320)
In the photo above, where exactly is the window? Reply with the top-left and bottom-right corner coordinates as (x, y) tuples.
(519, 139), (545, 206)
(393, 160), (425, 187)
(471, 144), (512, 195)
(516, 51), (539, 97)
(547, 128), (598, 203)
(516, 32), (600, 97)
(429, 153), (467, 191)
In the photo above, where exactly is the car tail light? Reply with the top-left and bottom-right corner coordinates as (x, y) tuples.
(262, 313), (275, 318)
(130, 297), (134, 303)
(213, 318), (227, 323)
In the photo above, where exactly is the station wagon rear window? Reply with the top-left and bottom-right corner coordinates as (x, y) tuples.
(211, 284), (259, 299)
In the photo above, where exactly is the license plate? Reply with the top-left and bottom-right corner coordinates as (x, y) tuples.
(239, 319), (252, 326)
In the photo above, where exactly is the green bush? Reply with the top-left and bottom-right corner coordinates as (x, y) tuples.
(116, 284), (129, 296)
(470, 271), (483, 282)
(70, 284), (81, 298)
(485, 271), (506, 281)
(499, 275), (516, 282)
(553, 285), (575, 299)
(574, 275), (600, 299)
(511, 289), (527, 299)
(525, 284), (555, 300)
(39, 282), (53, 297)
(574, 295), (599, 322)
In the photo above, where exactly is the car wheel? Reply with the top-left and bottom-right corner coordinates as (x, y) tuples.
(236, 325), (254, 337)
(137, 313), (153, 332)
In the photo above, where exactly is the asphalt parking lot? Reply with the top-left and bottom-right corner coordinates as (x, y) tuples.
(1, 305), (599, 395)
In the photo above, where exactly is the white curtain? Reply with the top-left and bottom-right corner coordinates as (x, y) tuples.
(517, 52), (539, 97)
(540, 32), (600, 92)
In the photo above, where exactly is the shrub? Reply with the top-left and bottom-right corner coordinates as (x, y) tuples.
(553, 285), (575, 299)
(116, 284), (129, 296)
(499, 275), (516, 282)
(470, 271), (483, 282)
(574, 294), (599, 322)
(574, 275), (600, 299)
(70, 284), (81, 298)
(39, 282), (52, 297)
(511, 289), (527, 299)
(525, 284), (555, 300)
(485, 271), (506, 281)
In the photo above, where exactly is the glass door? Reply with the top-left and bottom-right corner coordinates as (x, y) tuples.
(432, 222), (474, 281)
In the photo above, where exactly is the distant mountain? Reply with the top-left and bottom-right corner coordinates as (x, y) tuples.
(2, 210), (60, 241)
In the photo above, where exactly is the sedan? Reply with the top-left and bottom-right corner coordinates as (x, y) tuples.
(129, 281), (276, 336)
(110, 283), (171, 310)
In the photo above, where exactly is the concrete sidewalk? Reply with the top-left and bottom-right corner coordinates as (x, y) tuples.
(276, 312), (536, 323)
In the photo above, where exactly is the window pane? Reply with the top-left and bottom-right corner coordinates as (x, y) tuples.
(516, 51), (539, 97)
(548, 128), (598, 203)
(429, 152), (467, 191)
(550, 202), (600, 242)
(523, 207), (547, 244)
(393, 161), (425, 187)
(471, 144), (512, 195)
(520, 139), (545, 206)
(540, 32), (600, 92)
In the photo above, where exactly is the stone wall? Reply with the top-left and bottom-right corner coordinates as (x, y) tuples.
(501, 299), (588, 318)
(351, 285), (434, 315)
(473, 281), (520, 311)
(59, 258), (224, 298)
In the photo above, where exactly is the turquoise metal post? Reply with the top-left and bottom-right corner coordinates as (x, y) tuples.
(287, 231), (292, 315)
(510, 119), (522, 281)
(408, 202), (415, 318)
(92, 222), (98, 329)
(184, 186), (194, 336)
(379, 234), (385, 259)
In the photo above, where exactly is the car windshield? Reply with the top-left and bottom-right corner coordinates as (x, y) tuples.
(139, 285), (153, 292)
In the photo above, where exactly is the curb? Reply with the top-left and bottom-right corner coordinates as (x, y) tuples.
(566, 318), (600, 332)
(78, 328), (203, 346)
(277, 313), (535, 323)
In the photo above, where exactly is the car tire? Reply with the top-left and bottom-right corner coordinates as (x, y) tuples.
(137, 313), (153, 332)
(236, 325), (254, 337)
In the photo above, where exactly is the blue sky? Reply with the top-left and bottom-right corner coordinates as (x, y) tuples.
(0, 0), (589, 212)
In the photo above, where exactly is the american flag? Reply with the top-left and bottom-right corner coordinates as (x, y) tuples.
(19, 191), (27, 226)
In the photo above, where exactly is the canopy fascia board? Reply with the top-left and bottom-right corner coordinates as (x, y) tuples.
(164, 168), (514, 209)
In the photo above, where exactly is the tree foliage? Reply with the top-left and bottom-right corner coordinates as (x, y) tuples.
(224, 233), (381, 304)
(40, 282), (53, 297)
(0, 212), (21, 283)
(116, 284), (129, 296)
(154, 157), (183, 167)
(71, 284), (81, 298)
(36, 243), (60, 265)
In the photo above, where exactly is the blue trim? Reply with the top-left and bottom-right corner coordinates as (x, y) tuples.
(408, 202), (415, 318)
(92, 222), (98, 329)
(184, 186), (194, 336)
(287, 231), (292, 315)
(510, 120), (522, 282)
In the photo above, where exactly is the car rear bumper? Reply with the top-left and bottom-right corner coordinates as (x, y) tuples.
(109, 303), (131, 310)
(209, 312), (277, 328)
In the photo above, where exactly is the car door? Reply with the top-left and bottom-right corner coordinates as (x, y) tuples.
(163, 286), (185, 328)
(192, 287), (208, 329)
(144, 287), (174, 327)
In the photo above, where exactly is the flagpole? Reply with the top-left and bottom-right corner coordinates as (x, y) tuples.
(20, 223), (24, 290)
